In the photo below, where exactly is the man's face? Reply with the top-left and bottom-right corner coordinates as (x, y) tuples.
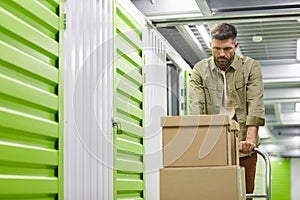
(211, 38), (238, 70)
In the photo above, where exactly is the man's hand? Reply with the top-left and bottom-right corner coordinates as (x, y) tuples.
(239, 126), (258, 154)
(239, 141), (256, 154)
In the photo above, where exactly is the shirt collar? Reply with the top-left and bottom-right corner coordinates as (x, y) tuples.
(230, 54), (240, 70)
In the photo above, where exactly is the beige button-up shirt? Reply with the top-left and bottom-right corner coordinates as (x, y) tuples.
(189, 54), (265, 142)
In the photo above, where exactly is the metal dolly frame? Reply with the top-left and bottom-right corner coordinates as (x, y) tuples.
(246, 148), (271, 200)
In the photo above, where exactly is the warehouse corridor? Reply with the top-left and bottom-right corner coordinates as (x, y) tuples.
(0, 0), (299, 199)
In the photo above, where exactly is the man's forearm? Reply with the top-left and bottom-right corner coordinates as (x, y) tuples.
(246, 126), (258, 144)
(239, 126), (258, 154)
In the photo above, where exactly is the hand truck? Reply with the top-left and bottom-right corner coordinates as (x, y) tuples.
(246, 148), (271, 200)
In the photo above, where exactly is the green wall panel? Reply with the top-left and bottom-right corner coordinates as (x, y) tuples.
(184, 70), (191, 115)
(0, 0), (64, 199)
(113, 1), (145, 199)
(271, 159), (291, 200)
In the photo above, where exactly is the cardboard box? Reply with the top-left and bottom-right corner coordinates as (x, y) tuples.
(230, 120), (240, 165)
(161, 115), (238, 167)
(160, 166), (246, 200)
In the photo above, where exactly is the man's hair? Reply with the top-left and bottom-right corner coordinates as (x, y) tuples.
(210, 23), (237, 41)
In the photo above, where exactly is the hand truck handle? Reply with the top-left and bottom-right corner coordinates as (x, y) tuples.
(246, 148), (271, 200)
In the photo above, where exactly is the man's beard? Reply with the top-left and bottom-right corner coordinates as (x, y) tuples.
(214, 56), (233, 71)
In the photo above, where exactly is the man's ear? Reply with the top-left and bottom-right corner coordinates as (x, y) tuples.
(235, 41), (239, 49)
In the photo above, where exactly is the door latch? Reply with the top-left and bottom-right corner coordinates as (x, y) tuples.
(112, 119), (122, 134)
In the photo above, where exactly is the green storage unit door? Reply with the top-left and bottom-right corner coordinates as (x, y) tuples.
(0, 0), (64, 199)
(184, 70), (191, 115)
(113, 2), (145, 199)
(271, 159), (291, 200)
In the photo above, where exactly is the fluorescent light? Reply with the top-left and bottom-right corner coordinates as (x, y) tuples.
(296, 102), (300, 112)
(252, 35), (263, 43)
(297, 38), (300, 61)
(196, 25), (211, 49)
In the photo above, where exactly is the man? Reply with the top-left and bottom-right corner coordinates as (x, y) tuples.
(189, 23), (265, 199)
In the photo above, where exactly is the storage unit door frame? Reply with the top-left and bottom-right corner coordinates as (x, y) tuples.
(113, 1), (145, 199)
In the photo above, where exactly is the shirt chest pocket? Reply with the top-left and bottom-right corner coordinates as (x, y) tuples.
(235, 80), (245, 90)
(204, 81), (221, 105)
(235, 79), (246, 102)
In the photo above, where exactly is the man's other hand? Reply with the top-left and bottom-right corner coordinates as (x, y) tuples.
(239, 141), (256, 154)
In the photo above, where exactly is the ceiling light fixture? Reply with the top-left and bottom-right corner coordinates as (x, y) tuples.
(297, 38), (300, 61)
(252, 35), (263, 43)
(297, 18), (300, 23)
(196, 25), (211, 48)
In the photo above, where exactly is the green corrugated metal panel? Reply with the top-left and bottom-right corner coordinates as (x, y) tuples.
(184, 70), (190, 115)
(116, 179), (143, 191)
(8, 0), (59, 31)
(0, 8), (58, 57)
(115, 97), (143, 119)
(115, 137), (143, 156)
(0, 0), (64, 199)
(116, 81), (143, 104)
(116, 74), (142, 100)
(0, 142), (57, 166)
(115, 7), (142, 39)
(0, 40), (58, 84)
(0, 73), (58, 111)
(115, 158), (143, 173)
(0, 107), (58, 138)
(117, 118), (143, 138)
(116, 26), (141, 51)
(115, 59), (143, 86)
(117, 49), (143, 70)
(271, 159), (291, 200)
(0, 175), (58, 194)
(113, 1), (145, 199)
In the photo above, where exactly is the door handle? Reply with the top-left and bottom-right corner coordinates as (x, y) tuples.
(112, 119), (122, 134)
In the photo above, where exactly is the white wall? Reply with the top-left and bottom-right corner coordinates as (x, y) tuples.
(64, 1), (192, 199)
(144, 28), (191, 199)
(144, 28), (168, 200)
(291, 158), (300, 200)
(64, 0), (113, 199)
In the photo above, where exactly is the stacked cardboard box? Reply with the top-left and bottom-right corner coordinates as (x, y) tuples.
(160, 115), (246, 200)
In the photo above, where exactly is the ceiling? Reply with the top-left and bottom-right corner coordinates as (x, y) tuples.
(131, 0), (300, 158)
